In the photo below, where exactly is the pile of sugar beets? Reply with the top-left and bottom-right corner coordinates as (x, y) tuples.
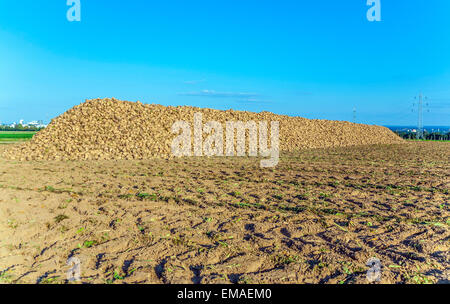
(3, 98), (403, 161)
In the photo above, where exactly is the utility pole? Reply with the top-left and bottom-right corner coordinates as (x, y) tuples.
(353, 107), (356, 124)
(414, 93), (429, 140)
(417, 93), (423, 139)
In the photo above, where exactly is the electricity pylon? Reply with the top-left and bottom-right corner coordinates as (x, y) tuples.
(413, 93), (428, 139)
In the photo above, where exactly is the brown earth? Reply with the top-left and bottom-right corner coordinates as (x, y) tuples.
(0, 141), (448, 284)
(1, 98), (403, 161)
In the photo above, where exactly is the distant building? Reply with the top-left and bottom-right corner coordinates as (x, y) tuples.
(27, 121), (40, 127)
(1, 120), (47, 129)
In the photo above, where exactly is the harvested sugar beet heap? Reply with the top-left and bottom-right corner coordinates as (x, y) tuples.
(3, 98), (404, 161)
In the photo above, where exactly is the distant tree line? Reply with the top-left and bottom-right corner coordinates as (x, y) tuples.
(395, 131), (450, 141)
(0, 125), (45, 132)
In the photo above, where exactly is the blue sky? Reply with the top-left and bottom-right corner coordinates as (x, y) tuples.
(0, 0), (449, 125)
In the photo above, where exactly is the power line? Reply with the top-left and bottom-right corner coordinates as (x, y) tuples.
(413, 93), (429, 139)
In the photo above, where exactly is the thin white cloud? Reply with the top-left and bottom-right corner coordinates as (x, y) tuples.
(236, 97), (272, 104)
(178, 90), (260, 99)
(183, 79), (206, 85)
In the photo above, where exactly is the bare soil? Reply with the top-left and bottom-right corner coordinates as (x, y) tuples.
(0, 142), (448, 284)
